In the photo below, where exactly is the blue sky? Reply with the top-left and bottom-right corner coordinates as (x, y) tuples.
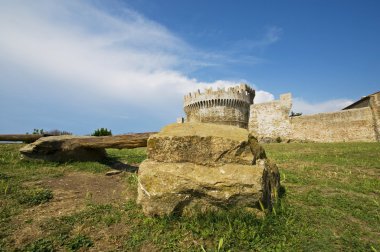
(0, 0), (379, 134)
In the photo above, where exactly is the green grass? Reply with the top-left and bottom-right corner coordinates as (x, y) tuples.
(17, 187), (53, 206)
(0, 142), (379, 251)
(264, 142), (380, 251)
(107, 147), (147, 164)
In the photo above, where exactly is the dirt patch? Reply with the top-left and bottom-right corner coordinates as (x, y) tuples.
(11, 171), (134, 248)
(44, 171), (133, 204)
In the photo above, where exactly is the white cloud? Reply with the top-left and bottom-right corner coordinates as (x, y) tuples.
(0, 1), (258, 106)
(292, 98), (354, 115)
(0, 1), (185, 97)
(1, 1), (274, 133)
(0, 1), (356, 135)
(254, 91), (275, 103)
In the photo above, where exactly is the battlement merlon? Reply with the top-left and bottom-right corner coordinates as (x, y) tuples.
(183, 83), (255, 107)
(279, 93), (292, 109)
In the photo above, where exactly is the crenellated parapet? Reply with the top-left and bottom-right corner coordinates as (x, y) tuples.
(184, 83), (255, 108)
(183, 84), (255, 129)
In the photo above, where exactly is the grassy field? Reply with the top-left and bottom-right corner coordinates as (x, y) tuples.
(0, 142), (379, 251)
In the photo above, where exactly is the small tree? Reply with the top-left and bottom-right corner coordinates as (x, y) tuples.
(91, 128), (112, 136)
(290, 111), (303, 117)
(46, 129), (73, 136)
(27, 129), (72, 135)
(32, 129), (44, 135)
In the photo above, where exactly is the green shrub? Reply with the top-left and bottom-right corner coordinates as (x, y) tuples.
(32, 128), (45, 135)
(290, 111), (302, 117)
(27, 129), (72, 136)
(91, 128), (112, 136)
(46, 129), (72, 136)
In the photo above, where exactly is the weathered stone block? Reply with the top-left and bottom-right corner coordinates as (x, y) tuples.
(147, 123), (255, 166)
(137, 122), (279, 217)
(137, 159), (280, 216)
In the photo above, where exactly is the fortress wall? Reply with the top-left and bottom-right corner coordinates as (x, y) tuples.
(184, 84), (254, 129)
(184, 91), (252, 106)
(369, 92), (380, 141)
(184, 84), (255, 107)
(249, 92), (379, 142)
(184, 84), (379, 142)
(249, 93), (292, 139)
(290, 107), (376, 142)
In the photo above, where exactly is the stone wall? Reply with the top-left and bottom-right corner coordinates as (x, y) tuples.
(186, 103), (250, 128)
(290, 107), (376, 142)
(184, 84), (255, 107)
(248, 92), (380, 142)
(369, 92), (380, 141)
(249, 93), (292, 139)
(184, 84), (379, 142)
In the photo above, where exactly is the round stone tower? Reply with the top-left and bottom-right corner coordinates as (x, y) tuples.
(183, 84), (255, 129)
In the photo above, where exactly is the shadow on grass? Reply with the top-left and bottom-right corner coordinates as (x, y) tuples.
(278, 185), (286, 198)
(100, 156), (139, 173)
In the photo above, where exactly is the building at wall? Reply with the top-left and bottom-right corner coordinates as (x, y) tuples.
(183, 84), (255, 129)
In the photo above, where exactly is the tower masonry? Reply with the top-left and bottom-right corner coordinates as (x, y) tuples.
(183, 84), (255, 129)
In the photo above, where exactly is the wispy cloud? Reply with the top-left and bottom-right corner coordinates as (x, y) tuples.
(261, 26), (283, 46)
(231, 26), (283, 51)
(0, 1), (276, 133)
(0, 1), (353, 134)
(205, 25), (283, 67)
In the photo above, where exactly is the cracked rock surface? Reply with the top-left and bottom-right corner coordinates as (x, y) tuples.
(137, 122), (280, 216)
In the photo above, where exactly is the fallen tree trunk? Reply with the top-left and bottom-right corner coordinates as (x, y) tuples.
(65, 132), (157, 149)
(0, 134), (47, 143)
(19, 132), (157, 162)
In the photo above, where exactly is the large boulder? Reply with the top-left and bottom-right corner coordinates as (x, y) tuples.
(137, 122), (280, 216)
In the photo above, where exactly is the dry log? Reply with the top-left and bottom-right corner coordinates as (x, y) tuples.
(62, 132), (157, 149)
(19, 132), (157, 162)
(0, 134), (46, 143)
